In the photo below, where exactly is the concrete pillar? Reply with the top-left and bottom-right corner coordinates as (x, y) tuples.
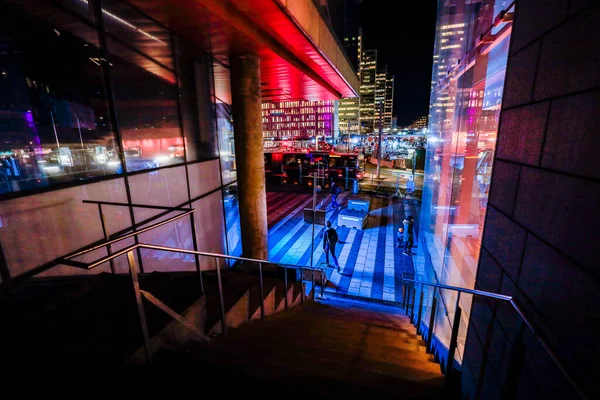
(229, 54), (268, 261)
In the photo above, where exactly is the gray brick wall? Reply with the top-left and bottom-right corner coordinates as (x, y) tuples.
(462, 0), (600, 398)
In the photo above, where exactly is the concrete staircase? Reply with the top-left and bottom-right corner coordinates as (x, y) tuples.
(152, 296), (446, 399)
(0, 267), (310, 369)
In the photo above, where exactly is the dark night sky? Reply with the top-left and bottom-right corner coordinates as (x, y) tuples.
(329, 0), (438, 127)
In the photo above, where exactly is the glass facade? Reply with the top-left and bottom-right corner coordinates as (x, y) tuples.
(419, 0), (515, 364)
(0, 0), (219, 195)
(0, 0), (120, 193)
(0, 0), (240, 279)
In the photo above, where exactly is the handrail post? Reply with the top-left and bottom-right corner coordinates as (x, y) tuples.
(320, 267), (325, 298)
(98, 204), (116, 274)
(189, 213), (204, 294)
(127, 250), (152, 363)
(427, 289), (437, 354)
(445, 292), (462, 386)
(311, 267), (315, 298)
(214, 258), (227, 335)
(417, 287), (424, 335)
(300, 267), (304, 304)
(410, 286), (416, 323)
(284, 266), (289, 310)
(258, 262), (265, 320)
(403, 285), (409, 312)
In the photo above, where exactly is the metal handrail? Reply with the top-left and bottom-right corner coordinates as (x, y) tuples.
(403, 278), (512, 301)
(82, 199), (194, 212)
(23, 199), (328, 364)
(403, 278), (588, 400)
(63, 209), (195, 261)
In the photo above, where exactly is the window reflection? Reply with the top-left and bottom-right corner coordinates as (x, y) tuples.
(106, 39), (182, 172)
(217, 101), (236, 184)
(0, 1), (121, 195)
(223, 183), (241, 260)
(214, 61), (236, 184)
(175, 37), (217, 162)
(420, 0), (516, 363)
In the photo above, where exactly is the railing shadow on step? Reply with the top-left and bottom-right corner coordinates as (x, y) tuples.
(40, 200), (329, 364)
(401, 278), (589, 400)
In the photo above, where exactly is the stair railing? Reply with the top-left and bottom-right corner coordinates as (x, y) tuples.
(58, 242), (325, 363)
(12, 200), (328, 364)
(402, 278), (587, 400)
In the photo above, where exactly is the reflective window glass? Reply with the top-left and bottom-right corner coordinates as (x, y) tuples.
(106, 38), (182, 172)
(223, 183), (241, 261)
(175, 37), (217, 162)
(419, 0), (516, 363)
(214, 61), (236, 184)
(0, 0), (121, 195)
(101, 0), (173, 69)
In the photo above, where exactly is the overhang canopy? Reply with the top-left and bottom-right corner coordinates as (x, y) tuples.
(128, 0), (360, 102)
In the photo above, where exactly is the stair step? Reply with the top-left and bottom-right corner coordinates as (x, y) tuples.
(236, 316), (429, 355)
(227, 325), (438, 370)
(283, 306), (419, 336)
(154, 346), (429, 399)
(193, 338), (443, 396)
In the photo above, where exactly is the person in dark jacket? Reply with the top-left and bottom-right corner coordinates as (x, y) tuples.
(330, 182), (341, 209)
(320, 221), (340, 271)
(403, 215), (414, 256)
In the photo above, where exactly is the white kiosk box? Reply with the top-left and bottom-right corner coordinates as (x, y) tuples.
(337, 196), (370, 229)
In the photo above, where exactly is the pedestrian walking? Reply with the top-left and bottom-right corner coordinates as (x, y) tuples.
(330, 181), (341, 209)
(403, 215), (415, 256)
(320, 221), (341, 271)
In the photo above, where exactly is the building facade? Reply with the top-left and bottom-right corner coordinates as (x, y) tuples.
(359, 49), (377, 133)
(338, 28), (362, 137)
(417, 0), (515, 373)
(374, 66), (394, 132)
(409, 115), (428, 130)
(0, 0), (358, 284)
(461, 0), (600, 398)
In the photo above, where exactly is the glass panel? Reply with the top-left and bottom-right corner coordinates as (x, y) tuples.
(0, 177), (130, 278)
(0, 1), (122, 195)
(217, 101), (236, 184)
(106, 38), (182, 172)
(128, 165), (189, 207)
(187, 160), (222, 199)
(213, 61), (236, 184)
(419, 0), (516, 363)
(136, 212), (196, 273)
(175, 37), (217, 162)
(100, 0), (173, 69)
(223, 183), (242, 260)
(193, 191), (227, 268)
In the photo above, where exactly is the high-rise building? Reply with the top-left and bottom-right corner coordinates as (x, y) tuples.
(359, 49), (377, 133)
(341, 27), (362, 75)
(428, 0), (479, 122)
(374, 66), (394, 132)
(384, 72), (394, 131)
(338, 27), (362, 137)
(408, 115), (428, 130)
